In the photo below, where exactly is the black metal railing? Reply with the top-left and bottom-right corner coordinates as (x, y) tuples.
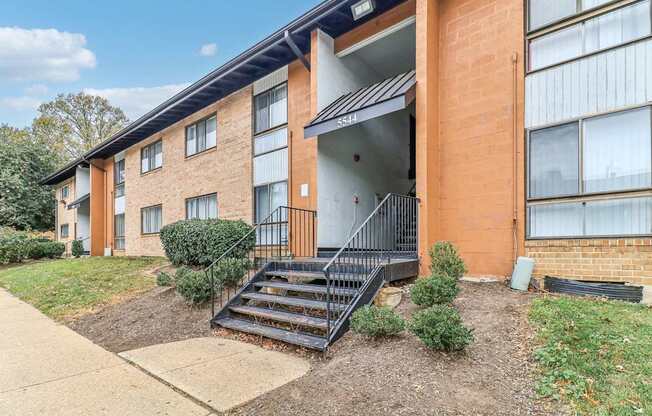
(323, 193), (419, 341)
(205, 206), (317, 319)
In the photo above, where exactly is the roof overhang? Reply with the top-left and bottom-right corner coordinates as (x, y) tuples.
(304, 70), (416, 137)
(67, 193), (90, 210)
(41, 0), (409, 186)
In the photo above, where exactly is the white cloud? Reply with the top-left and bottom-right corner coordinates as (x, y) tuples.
(0, 27), (96, 83)
(24, 84), (49, 96)
(199, 43), (217, 57)
(0, 96), (42, 111)
(84, 83), (190, 120)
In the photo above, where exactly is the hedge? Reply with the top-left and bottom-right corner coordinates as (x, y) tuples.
(160, 219), (255, 267)
(0, 228), (64, 264)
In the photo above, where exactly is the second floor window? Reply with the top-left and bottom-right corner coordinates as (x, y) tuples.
(254, 84), (287, 134)
(60, 224), (69, 239)
(61, 185), (69, 199)
(141, 205), (162, 234)
(186, 194), (218, 220)
(186, 115), (217, 157)
(141, 140), (163, 173)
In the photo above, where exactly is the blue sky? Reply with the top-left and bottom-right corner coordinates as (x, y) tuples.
(0, 0), (322, 127)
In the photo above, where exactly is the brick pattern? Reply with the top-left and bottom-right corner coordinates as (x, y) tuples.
(55, 180), (76, 254)
(525, 239), (652, 286)
(123, 86), (253, 257)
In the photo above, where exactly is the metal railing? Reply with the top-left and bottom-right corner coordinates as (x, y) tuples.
(323, 193), (419, 341)
(205, 206), (317, 319)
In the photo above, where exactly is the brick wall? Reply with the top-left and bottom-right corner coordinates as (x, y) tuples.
(525, 239), (652, 286)
(55, 179), (76, 254)
(123, 86), (253, 257)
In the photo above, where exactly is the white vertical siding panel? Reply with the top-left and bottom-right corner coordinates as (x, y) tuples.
(253, 148), (288, 186)
(525, 39), (652, 129)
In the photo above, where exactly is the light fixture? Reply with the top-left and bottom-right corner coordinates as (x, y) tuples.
(351, 0), (375, 21)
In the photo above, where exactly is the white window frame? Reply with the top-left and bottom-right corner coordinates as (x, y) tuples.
(141, 205), (162, 235)
(60, 223), (69, 239)
(185, 114), (217, 157)
(61, 185), (69, 199)
(141, 140), (163, 174)
(185, 193), (218, 220)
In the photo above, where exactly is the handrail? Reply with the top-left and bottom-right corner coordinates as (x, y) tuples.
(323, 193), (419, 341)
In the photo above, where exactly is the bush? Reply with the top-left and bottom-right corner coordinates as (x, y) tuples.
(29, 241), (65, 259)
(429, 241), (467, 280)
(410, 275), (460, 306)
(71, 239), (84, 258)
(409, 305), (474, 351)
(211, 257), (251, 288)
(156, 271), (173, 287)
(0, 228), (31, 264)
(175, 267), (213, 304)
(160, 219), (255, 267)
(350, 305), (406, 338)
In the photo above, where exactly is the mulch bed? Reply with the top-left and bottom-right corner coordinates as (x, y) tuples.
(68, 281), (564, 415)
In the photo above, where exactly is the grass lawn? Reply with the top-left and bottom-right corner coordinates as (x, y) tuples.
(0, 257), (167, 320)
(530, 295), (652, 415)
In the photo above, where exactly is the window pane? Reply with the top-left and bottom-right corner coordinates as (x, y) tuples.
(623, 0), (651, 43)
(197, 120), (206, 152)
(114, 160), (125, 184)
(270, 85), (287, 128)
(529, 0), (577, 30)
(254, 92), (270, 134)
(529, 24), (583, 70)
(585, 197), (652, 236)
(141, 147), (149, 172)
(114, 214), (125, 250)
(255, 185), (270, 223)
(143, 206), (162, 233)
(206, 116), (217, 149)
(254, 127), (287, 155)
(207, 195), (217, 219)
(583, 108), (652, 193)
(529, 123), (580, 198)
(154, 141), (162, 169)
(528, 203), (584, 238)
(582, 0), (612, 9)
(115, 183), (125, 198)
(584, 1), (650, 54)
(186, 125), (196, 156)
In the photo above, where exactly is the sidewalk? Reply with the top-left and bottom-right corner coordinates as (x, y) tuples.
(0, 288), (211, 416)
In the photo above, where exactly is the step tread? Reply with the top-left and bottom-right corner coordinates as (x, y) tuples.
(265, 270), (366, 282)
(241, 292), (347, 311)
(254, 281), (357, 296)
(229, 305), (330, 330)
(214, 317), (328, 351)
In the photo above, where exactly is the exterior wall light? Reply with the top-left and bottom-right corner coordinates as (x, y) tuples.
(351, 0), (375, 21)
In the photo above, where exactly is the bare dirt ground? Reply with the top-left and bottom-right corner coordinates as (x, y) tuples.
(68, 281), (564, 415)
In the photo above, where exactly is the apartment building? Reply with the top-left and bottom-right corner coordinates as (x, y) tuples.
(43, 0), (652, 287)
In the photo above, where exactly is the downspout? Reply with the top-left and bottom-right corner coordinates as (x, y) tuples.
(511, 52), (519, 265)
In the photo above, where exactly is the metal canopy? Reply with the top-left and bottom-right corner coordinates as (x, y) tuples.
(304, 70), (416, 138)
(67, 193), (90, 210)
(41, 0), (409, 186)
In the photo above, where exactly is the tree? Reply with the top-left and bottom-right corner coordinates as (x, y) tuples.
(0, 125), (57, 231)
(32, 92), (129, 164)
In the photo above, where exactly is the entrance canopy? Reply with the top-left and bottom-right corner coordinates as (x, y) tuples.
(304, 70), (416, 138)
(67, 193), (89, 210)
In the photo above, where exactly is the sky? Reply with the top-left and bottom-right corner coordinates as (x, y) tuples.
(0, 0), (322, 127)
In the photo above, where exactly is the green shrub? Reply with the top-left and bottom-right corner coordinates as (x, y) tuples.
(160, 219), (255, 267)
(350, 305), (406, 338)
(429, 241), (467, 279)
(409, 305), (474, 351)
(71, 239), (84, 258)
(156, 271), (173, 287)
(410, 275), (460, 306)
(0, 228), (31, 264)
(211, 257), (251, 288)
(175, 267), (213, 304)
(29, 241), (65, 259)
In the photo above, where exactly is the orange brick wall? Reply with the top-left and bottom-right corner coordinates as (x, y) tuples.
(434, 0), (526, 277)
(526, 239), (652, 286)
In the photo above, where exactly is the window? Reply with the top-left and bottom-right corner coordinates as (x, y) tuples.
(254, 181), (288, 245)
(60, 224), (69, 239)
(114, 214), (125, 249)
(114, 159), (125, 197)
(141, 140), (163, 173)
(529, 0), (621, 31)
(527, 106), (652, 238)
(186, 194), (218, 220)
(254, 84), (287, 134)
(141, 205), (162, 234)
(61, 185), (69, 199)
(186, 115), (217, 157)
(529, 0), (651, 70)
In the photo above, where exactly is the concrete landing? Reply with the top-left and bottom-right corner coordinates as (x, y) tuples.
(119, 337), (310, 412)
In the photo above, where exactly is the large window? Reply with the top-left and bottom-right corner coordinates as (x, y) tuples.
(254, 84), (287, 134)
(186, 194), (218, 220)
(141, 205), (162, 234)
(527, 106), (652, 238)
(186, 115), (217, 157)
(114, 159), (125, 197)
(61, 185), (69, 199)
(60, 224), (69, 239)
(114, 214), (125, 249)
(254, 181), (288, 245)
(529, 0), (651, 70)
(529, 0), (619, 31)
(141, 140), (163, 173)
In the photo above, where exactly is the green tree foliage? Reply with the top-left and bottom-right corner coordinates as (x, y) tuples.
(0, 126), (56, 230)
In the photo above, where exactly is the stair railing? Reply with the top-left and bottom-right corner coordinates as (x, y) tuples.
(323, 193), (419, 342)
(204, 206), (317, 319)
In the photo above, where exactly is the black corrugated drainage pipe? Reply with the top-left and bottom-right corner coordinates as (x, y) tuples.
(544, 276), (643, 303)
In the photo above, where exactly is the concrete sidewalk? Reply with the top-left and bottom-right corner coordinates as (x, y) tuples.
(0, 288), (210, 416)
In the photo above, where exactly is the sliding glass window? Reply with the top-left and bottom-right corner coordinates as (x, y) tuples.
(529, 0), (621, 31)
(527, 106), (652, 238)
(186, 194), (218, 220)
(141, 140), (163, 173)
(254, 84), (287, 134)
(529, 0), (651, 70)
(141, 205), (162, 234)
(186, 115), (217, 157)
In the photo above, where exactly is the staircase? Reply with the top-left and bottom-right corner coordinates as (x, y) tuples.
(207, 194), (419, 351)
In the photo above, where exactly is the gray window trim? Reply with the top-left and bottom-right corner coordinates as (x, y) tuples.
(140, 204), (163, 235)
(140, 140), (163, 174)
(184, 113), (218, 158)
(185, 193), (218, 220)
